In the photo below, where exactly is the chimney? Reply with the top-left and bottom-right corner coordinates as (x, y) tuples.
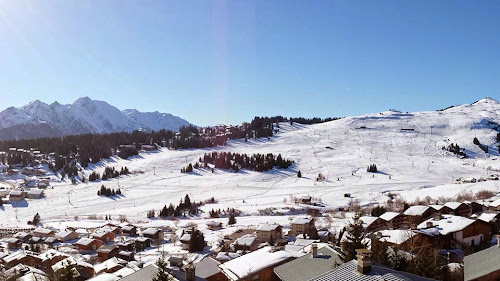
(356, 249), (372, 274)
(312, 243), (318, 257)
(433, 212), (442, 221)
(495, 235), (500, 248)
(185, 264), (195, 281)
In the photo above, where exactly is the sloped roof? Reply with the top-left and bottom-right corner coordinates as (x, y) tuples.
(417, 215), (475, 235)
(478, 212), (499, 223)
(119, 264), (160, 281)
(379, 212), (401, 222)
(404, 206), (430, 216)
(274, 245), (343, 281)
(291, 217), (313, 224)
(464, 244), (500, 281)
(193, 257), (222, 278)
(256, 223), (281, 231)
(311, 260), (436, 281)
(219, 246), (303, 280)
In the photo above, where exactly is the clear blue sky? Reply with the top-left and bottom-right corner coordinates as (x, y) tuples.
(1, 0), (499, 126)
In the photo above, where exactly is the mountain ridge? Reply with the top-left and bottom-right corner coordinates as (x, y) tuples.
(0, 97), (191, 140)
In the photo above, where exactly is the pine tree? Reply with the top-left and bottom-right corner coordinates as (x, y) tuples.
(0, 196), (3, 207)
(33, 213), (41, 226)
(297, 170), (302, 178)
(152, 255), (174, 281)
(342, 213), (368, 261)
(228, 211), (236, 225)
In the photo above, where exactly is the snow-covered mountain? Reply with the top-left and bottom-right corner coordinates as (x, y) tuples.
(0, 97), (191, 140)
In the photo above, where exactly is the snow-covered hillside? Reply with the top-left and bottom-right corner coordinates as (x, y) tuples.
(1, 98), (500, 229)
(0, 97), (191, 140)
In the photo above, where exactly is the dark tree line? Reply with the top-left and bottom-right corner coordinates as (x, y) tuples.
(473, 137), (489, 153)
(442, 143), (467, 158)
(154, 194), (202, 218)
(185, 152), (293, 172)
(367, 164), (378, 173)
(97, 185), (122, 196)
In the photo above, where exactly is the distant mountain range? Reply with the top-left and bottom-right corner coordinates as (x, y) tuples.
(0, 97), (191, 140)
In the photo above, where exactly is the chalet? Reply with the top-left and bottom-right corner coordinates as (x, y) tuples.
(141, 144), (157, 151)
(274, 244), (343, 281)
(488, 198), (500, 211)
(306, 208), (321, 217)
(97, 245), (120, 262)
(142, 228), (164, 244)
(465, 201), (486, 214)
(231, 234), (259, 252)
(220, 246), (302, 281)
(75, 237), (102, 252)
(94, 257), (126, 274)
(168, 256), (184, 267)
(464, 239), (500, 281)
(285, 238), (320, 252)
(417, 214), (491, 249)
(52, 257), (95, 280)
(119, 264), (164, 281)
(371, 229), (419, 250)
(118, 250), (135, 261)
(379, 212), (405, 229)
(2, 251), (42, 268)
(39, 249), (69, 269)
(6, 237), (22, 249)
(403, 205), (435, 228)
(207, 221), (223, 230)
(14, 232), (33, 242)
(317, 229), (332, 242)
(300, 196), (312, 204)
(289, 217), (315, 237)
(477, 212), (500, 235)
(26, 189), (45, 199)
(9, 190), (25, 202)
(256, 223), (283, 244)
(55, 229), (79, 242)
(360, 216), (386, 232)
(135, 237), (152, 251)
(33, 228), (55, 238)
(192, 257), (227, 281)
(43, 237), (60, 246)
(428, 204), (453, 215)
(117, 240), (135, 252)
(120, 225), (138, 236)
(444, 202), (473, 217)
(29, 236), (43, 244)
(92, 229), (115, 243)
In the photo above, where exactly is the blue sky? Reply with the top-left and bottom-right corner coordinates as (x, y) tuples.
(0, 0), (499, 126)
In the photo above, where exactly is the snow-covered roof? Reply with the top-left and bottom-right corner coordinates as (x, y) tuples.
(379, 212), (401, 222)
(142, 228), (161, 236)
(86, 273), (118, 281)
(233, 234), (257, 246)
(377, 230), (416, 245)
(359, 216), (379, 227)
(256, 223), (281, 231)
(478, 213), (498, 223)
(291, 217), (313, 225)
(428, 204), (444, 211)
(219, 246), (304, 280)
(417, 215), (475, 235)
(9, 190), (23, 196)
(216, 252), (240, 261)
(27, 189), (44, 196)
(52, 257), (93, 272)
(489, 198), (500, 208)
(444, 202), (464, 210)
(94, 257), (124, 274)
(403, 205), (430, 216)
(75, 237), (97, 246)
(34, 228), (53, 234)
(56, 229), (75, 239)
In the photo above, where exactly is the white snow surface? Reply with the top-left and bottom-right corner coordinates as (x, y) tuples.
(0, 98), (500, 260)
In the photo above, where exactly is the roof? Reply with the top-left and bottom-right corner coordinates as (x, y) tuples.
(464, 243), (500, 281)
(403, 206), (430, 216)
(27, 189), (44, 195)
(379, 212), (401, 221)
(291, 217), (313, 225)
(87, 273), (119, 281)
(232, 234), (257, 246)
(94, 257), (124, 274)
(376, 230), (416, 245)
(76, 237), (97, 246)
(52, 257), (93, 272)
(194, 257), (222, 278)
(9, 190), (23, 196)
(274, 245), (343, 281)
(219, 246), (304, 280)
(311, 260), (436, 281)
(478, 212), (498, 223)
(444, 202), (465, 210)
(417, 215), (475, 235)
(34, 228), (53, 234)
(215, 252), (240, 261)
(143, 228), (161, 236)
(119, 264), (159, 281)
(256, 223), (281, 231)
(359, 216), (379, 227)
(56, 230), (76, 239)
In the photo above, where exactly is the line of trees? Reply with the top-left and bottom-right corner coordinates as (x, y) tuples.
(184, 152), (293, 173)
